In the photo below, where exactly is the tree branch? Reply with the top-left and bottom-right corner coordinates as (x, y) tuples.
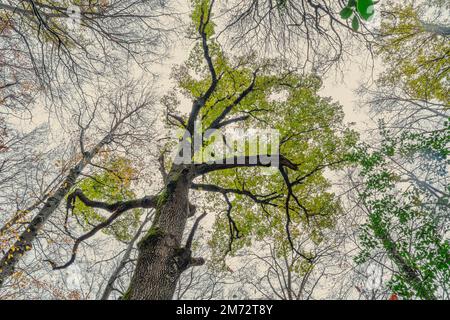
(191, 183), (281, 205)
(47, 189), (158, 270)
(194, 154), (298, 176)
(185, 211), (208, 250)
(67, 189), (158, 213)
(206, 70), (258, 132)
(186, 1), (218, 134)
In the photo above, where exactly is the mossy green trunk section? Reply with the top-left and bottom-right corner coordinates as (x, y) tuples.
(125, 170), (191, 300)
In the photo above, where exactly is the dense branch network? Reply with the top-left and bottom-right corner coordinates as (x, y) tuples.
(53, 1), (345, 282)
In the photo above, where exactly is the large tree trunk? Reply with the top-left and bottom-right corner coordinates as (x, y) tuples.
(124, 168), (193, 300)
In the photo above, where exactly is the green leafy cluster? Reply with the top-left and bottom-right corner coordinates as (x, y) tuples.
(352, 1), (450, 299)
(376, 3), (450, 104)
(340, 0), (375, 31)
(353, 133), (449, 299)
(69, 156), (142, 242)
(190, 0), (215, 38)
(170, 2), (359, 268)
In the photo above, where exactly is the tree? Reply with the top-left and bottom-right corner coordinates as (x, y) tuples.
(228, 237), (345, 300)
(52, 0), (357, 300)
(0, 79), (157, 288)
(349, 0), (449, 300)
(351, 134), (449, 300)
(0, 0), (169, 115)
(0, 125), (51, 250)
(2, 0), (446, 301)
(376, 1), (449, 105)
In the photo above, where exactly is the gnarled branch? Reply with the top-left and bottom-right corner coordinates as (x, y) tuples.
(194, 154), (298, 176)
(48, 189), (158, 270)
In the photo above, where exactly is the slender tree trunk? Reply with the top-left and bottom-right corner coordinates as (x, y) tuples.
(124, 167), (193, 300)
(0, 199), (47, 236)
(383, 233), (436, 300)
(0, 138), (108, 287)
(421, 22), (450, 36)
(100, 212), (152, 300)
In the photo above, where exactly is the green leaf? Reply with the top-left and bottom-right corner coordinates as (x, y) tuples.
(352, 16), (360, 31)
(277, 0), (287, 8)
(340, 7), (353, 20)
(357, 0), (375, 21)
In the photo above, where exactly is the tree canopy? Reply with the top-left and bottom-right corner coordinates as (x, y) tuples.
(0, 0), (448, 301)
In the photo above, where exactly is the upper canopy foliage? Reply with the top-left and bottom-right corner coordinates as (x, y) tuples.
(377, 2), (450, 104)
(163, 0), (359, 266)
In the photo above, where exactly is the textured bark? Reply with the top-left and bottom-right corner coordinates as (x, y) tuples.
(0, 137), (108, 287)
(125, 167), (193, 300)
